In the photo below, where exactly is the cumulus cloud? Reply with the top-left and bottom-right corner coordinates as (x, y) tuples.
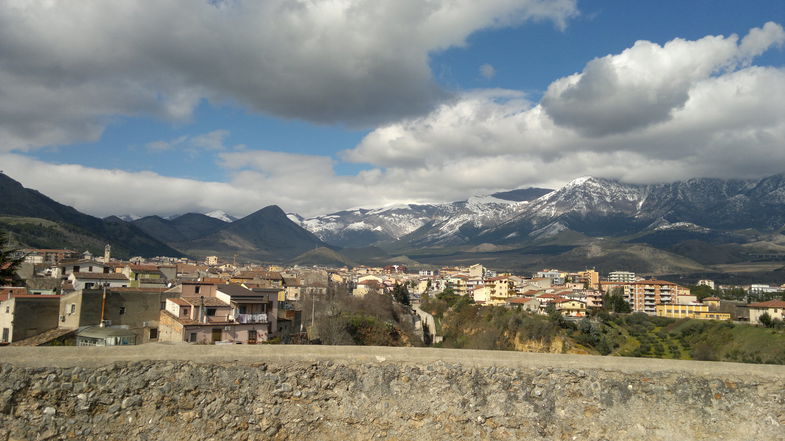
(3, 22), (784, 219)
(0, 0), (577, 152)
(541, 22), (785, 136)
(342, 23), (785, 192)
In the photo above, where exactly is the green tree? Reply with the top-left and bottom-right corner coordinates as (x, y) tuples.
(602, 287), (631, 313)
(392, 283), (411, 306)
(689, 284), (715, 301)
(0, 231), (24, 286)
(758, 312), (773, 328)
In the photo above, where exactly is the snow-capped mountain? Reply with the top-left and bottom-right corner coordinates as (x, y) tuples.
(291, 174), (785, 248)
(204, 210), (238, 223)
(116, 214), (141, 222)
(290, 188), (553, 247)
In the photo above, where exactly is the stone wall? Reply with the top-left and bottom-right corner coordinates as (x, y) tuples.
(0, 345), (784, 441)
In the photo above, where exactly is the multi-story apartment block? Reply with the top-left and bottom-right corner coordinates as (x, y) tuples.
(629, 280), (687, 314)
(608, 271), (637, 283)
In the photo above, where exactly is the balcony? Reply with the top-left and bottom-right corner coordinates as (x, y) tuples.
(234, 313), (268, 324)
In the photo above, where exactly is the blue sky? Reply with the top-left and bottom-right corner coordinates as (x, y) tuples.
(1, 0), (784, 217)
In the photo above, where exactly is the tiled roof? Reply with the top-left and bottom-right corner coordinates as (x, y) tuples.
(180, 296), (230, 307)
(217, 284), (256, 297)
(748, 299), (785, 308)
(71, 272), (129, 280)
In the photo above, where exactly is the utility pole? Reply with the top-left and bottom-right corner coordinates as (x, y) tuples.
(100, 282), (109, 327)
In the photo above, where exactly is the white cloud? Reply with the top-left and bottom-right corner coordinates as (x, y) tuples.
(4, 22), (784, 219)
(0, 0), (577, 152)
(341, 23), (785, 192)
(541, 22), (785, 136)
(480, 63), (496, 79)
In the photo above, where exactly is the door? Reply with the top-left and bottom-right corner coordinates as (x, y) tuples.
(212, 328), (222, 343)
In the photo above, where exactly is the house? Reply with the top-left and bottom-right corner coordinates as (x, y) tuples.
(59, 287), (177, 343)
(181, 281), (218, 297)
(67, 272), (129, 290)
(747, 299), (785, 325)
(507, 297), (540, 313)
(472, 285), (489, 304)
(25, 278), (61, 296)
(353, 280), (382, 297)
(1, 293), (61, 343)
(58, 260), (109, 278)
(554, 298), (587, 317)
(119, 264), (166, 288)
(157, 285), (277, 344)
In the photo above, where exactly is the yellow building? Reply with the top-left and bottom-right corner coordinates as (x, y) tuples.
(485, 276), (515, 304)
(554, 299), (587, 317)
(655, 303), (731, 320)
(576, 269), (599, 289)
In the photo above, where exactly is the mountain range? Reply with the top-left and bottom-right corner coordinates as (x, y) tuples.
(0, 173), (181, 259)
(3, 171), (785, 278)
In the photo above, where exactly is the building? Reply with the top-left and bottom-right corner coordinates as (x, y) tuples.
(67, 272), (129, 290)
(554, 298), (587, 317)
(608, 271), (637, 283)
(59, 288), (177, 344)
(1, 294), (61, 343)
(158, 299), (268, 344)
(655, 303), (731, 321)
(158, 284), (278, 344)
(575, 270), (599, 289)
(484, 276), (516, 305)
(535, 270), (565, 286)
(697, 279), (716, 290)
(629, 280), (687, 314)
(205, 256), (219, 266)
(747, 299), (785, 325)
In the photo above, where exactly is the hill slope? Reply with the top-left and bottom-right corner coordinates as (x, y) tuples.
(0, 173), (182, 258)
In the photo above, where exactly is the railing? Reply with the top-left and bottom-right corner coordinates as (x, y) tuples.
(235, 313), (268, 324)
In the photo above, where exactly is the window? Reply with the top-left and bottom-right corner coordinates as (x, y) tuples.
(206, 308), (217, 316)
(149, 328), (158, 340)
(69, 304), (76, 314)
(160, 301), (166, 310)
(88, 266), (93, 272)
(119, 307), (126, 315)
(195, 286), (201, 294)
(189, 332), (197, 343)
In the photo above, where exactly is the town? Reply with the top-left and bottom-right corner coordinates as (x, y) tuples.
(2, 244), (784, 348)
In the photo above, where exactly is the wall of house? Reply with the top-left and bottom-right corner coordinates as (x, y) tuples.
(157, 310), (184, 343)
(0, 346), (783, 441)
(2, 297), (60, 342)
(59, 290), (177, 343)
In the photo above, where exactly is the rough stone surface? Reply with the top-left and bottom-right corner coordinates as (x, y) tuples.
(0, 345), (783, 440)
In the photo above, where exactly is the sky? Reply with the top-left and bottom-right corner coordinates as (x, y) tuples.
(1, 0), (784, 218)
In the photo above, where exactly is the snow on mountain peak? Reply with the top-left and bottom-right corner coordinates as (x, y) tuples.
(205, 210), (236, 222)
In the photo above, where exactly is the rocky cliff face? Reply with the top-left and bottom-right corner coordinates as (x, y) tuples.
(1, 347), (783, 441)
